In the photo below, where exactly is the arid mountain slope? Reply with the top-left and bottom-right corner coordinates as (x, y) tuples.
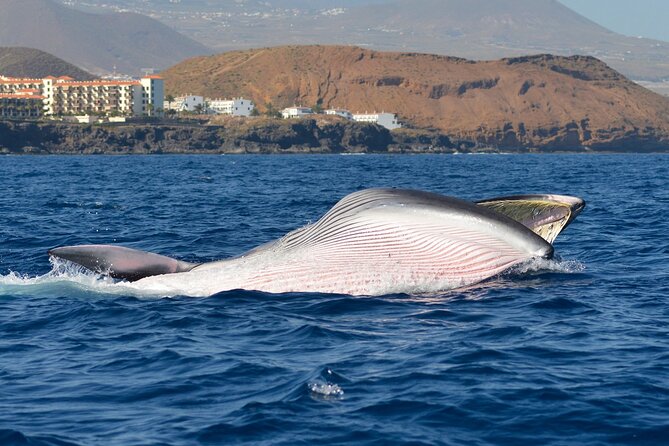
(162, 45), (669, 150)
(0, 47), (94, 80)
(0, 0), (209, 75)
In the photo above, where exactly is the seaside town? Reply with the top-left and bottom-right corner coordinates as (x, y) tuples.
(0, 73), (402, 130)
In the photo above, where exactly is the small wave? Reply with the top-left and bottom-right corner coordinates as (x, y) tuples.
(0, 429), (80, 446)
(530, 296), (592, 310)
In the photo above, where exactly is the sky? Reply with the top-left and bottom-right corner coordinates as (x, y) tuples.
(558, 0), (669, 42)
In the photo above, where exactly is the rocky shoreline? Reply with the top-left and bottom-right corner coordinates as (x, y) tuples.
(1, 117), (668, 154)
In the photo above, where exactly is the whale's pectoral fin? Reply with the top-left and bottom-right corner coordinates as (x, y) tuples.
(47, 245), (199, 281)
(477, 194), (585, 244)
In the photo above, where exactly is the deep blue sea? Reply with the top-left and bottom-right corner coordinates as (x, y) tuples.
(0, 154), (668, 446)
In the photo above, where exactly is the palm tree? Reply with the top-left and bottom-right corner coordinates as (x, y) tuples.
(165, 94), (175, 117)
(313, 97), (324, 114)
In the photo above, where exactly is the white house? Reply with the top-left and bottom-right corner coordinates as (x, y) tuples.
(325, 109), (353, 120)
(282, 106), (313, 119)
(208, 98), (254, 116)
(352, 112), (401, 130)
(167, 95), (204, 112)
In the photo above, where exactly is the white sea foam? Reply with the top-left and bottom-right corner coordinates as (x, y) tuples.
(0, 258), (161, 298)
(308, 382), (344, 399)
(508, 257), (585, 276)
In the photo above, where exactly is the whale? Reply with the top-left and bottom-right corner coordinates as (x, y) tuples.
(48, 188), (584, 296)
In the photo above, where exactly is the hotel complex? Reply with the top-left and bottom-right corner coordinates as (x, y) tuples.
(0, 74), (403, 131)
(0, 75), (164, 119)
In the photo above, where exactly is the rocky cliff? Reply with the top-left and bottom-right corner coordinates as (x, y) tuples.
(1, 116), (665, 155)
(0, 118), (474, 155)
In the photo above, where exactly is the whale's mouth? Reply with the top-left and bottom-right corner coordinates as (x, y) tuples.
(477, 194), (585, 244)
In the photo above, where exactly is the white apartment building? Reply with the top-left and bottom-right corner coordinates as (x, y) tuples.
(0, 75), (164, 118)
(325, 109), (353, 120)
(282, 106), (313, 119)
(352, 112), (401, 130)
(208, 98), (254, 116)
(140, 75), (164, 116)
(42, 77), (144, 116)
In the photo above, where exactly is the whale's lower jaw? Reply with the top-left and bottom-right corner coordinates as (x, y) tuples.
(230, 235), (530, 296)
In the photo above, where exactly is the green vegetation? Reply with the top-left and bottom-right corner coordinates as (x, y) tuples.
(312, 98), (324, 114)
(264, 102), (282, 119)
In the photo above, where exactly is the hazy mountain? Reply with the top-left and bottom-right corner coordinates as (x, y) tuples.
(0, 47), (94, 79)
(328, 0), (669, 80)
(57, 0), (381, 13)
(162, 45), (669, 149)
(0, 0), (210, 75)
(58, 0), (669, 80)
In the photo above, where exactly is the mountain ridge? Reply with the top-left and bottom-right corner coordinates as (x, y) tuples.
(0, 47), (94, 80)
(0, 0), (210, 75)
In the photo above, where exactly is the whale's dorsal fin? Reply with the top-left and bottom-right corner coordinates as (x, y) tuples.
(48, 245), (199, 281)
(477, 194), (585, 244)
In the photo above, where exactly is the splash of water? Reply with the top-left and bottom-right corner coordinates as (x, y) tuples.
(0, 258), (151, 298)
(508, 257), (586, 276)
(308, 382), (344, 399)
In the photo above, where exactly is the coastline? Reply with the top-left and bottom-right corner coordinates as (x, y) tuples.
(2, 118), (669, 154)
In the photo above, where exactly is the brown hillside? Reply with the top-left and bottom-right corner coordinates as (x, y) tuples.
(162, 45), (669, 149)
(0, 47), (94, 80)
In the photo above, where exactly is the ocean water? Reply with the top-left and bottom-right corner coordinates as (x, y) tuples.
(0, 154), (667, 446)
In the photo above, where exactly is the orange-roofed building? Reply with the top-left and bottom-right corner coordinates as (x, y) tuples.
(0, 74), (164, 118)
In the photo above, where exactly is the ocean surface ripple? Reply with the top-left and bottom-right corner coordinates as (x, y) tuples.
(1, 154), (668, 445)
